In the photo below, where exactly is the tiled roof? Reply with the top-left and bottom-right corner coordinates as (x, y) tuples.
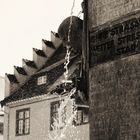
(42, 44), (66, 67)
(6, 74), (19, 83)
(0, 36), (80, 107)
(41, 44), (77, 69)
(14, 66), (27, 75)
(23, 59), (37, 68)
(42, 39), (55, 49)
(1, 64), (65, 106)
(33, 48), (46, 57)
(1, 55), (80, 106)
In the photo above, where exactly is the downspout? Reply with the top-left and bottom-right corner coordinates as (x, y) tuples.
(82, 0), (89, 101)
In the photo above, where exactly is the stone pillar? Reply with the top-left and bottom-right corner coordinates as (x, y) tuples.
(88, 0), (140, 140)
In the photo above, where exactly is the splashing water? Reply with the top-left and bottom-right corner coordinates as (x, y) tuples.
(63, 0), (76, 86)
(48, 0), (84, 139)
(48, 88), (79, 140)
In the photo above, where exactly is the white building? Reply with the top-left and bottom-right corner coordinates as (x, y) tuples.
(1, 31), (89, 140)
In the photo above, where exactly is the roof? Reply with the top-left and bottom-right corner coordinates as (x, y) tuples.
(33, 48), (46, 57)
(14, 66), (27, 75)
(41, 44), (77, 69)
(6, 74), (18, 83)
(42, 44), (66, 68)
(1, 35), (80, 107)
(1, 64), (65, 106)
(1, 55), (79, 106)
(23, 59), (37, 69)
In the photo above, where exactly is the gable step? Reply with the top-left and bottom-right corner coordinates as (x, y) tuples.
(33, 48), (47, 69)
(22, 59), (37, 75)
(22, 59), (37, 69)
(42, 39), (56, 58)
(5, 73), (18, 83)
(14, 66), (27, 75)
(33, 48), (46, 57)
(51, 31), (62, 48)
(5, 73), (19, 97)
(14, 66), (28, 84)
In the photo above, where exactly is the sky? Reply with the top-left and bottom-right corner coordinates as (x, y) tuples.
(0, 0), (82, 76)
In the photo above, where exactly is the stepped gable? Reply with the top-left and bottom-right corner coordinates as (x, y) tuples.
(1, 63), (65, 106)
(6, 74), (18, 83)
(42, 39), (55, 49)
(1, 54), (79, 106)
(22, 59), (37, 69)
(33, 48), (46, 57)
(14, 66), (27, 75)
(41, 44), (66, 68)
(0, 30), (79, 106)
(41, 43), (78, 69)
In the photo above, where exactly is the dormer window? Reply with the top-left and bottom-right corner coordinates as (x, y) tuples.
(37, 75), (47, 85)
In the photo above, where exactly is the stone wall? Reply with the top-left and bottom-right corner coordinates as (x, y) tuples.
(88, 0), (140, 139)
(88, 0), (140, 29)
(89, 54), (140, 140)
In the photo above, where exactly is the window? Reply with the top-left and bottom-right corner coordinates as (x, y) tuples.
(73, 107), (89, 125)
(50, 101), (66, 130)
(37, 75), (47, 85)
(16, 108), (30, 135)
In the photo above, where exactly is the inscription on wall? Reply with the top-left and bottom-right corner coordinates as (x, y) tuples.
(90, 16), (140, 67)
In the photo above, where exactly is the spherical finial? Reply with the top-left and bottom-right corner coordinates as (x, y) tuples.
(58, 16), (83, 54)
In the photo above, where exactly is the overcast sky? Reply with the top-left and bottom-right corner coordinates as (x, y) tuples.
(0, 0), (82, 76)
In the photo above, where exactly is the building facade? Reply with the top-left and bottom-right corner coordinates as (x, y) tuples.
(1, 30), (89, 140)
(88, 0), (140, 140)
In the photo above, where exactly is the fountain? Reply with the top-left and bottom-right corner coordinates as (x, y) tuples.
(48, 0), (87, 140)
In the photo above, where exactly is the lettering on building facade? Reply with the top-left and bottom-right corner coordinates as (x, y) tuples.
(90, 16), (140, 67)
